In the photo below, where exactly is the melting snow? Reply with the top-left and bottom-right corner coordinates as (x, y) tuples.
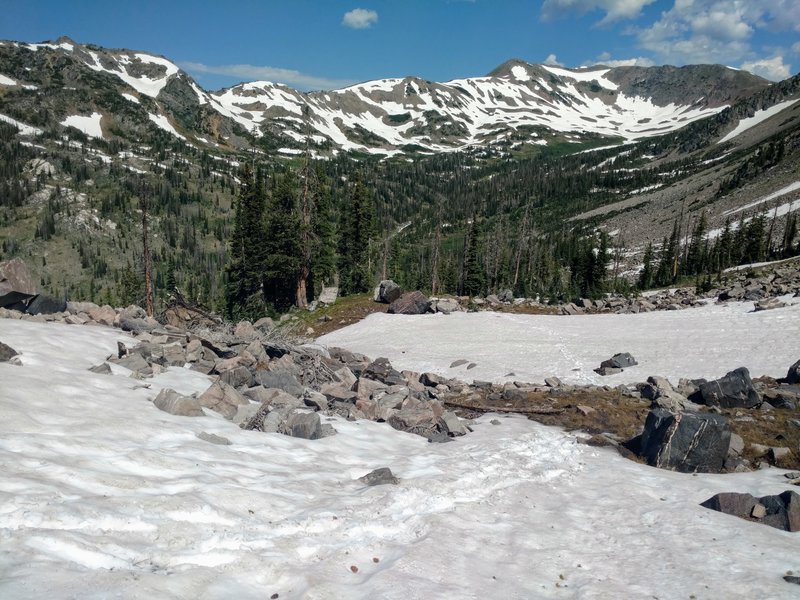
(0, 317), (799, 599)
(0, 113), (43, 136)
(148, 113), (186, 140)
(318, 299), (800, 386)
(0, 73), (17, 86)
(61, 112), (104, 139)
(510, 65), (530, 81)
(718, 100), (799, 144)
(724, 181), (800, 216)
(120, 92), (140, 104)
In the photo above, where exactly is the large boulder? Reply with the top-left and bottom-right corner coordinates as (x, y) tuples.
(0, 258), (37, 309)
(698, 367), (760, 408)
(700, 490), (800, 532)
(280, 411), (323, 440)
(601, 352), (638, 369)
(639, 408), (731, 473)
(0, 341), (19, 362)
(434, 297), (463, 314)
(785, 359), (800, 384)
(153, 389), (205, 417)
(318, 287), (339, 305)
(388, 291), (431, 315)
(254, 369), (304, 397)
(198, 380), (250, 419)
(375, 280), (402, 304)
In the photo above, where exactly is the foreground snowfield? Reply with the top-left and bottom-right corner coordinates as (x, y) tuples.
(319, 297), (800, 385)
(0, 312), (798, 599)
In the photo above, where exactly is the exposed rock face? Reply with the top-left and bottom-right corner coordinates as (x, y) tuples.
(639, 409), (731, 473)
(375, 280), (402, 304)
(698, 367), (760, 408)
(700, 490), (800, 532)
(388, 291), (431, 315)
(153, 388), (205, 417)
(0, 258), (37, 298)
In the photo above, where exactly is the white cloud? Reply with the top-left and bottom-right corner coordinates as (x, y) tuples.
(792, 42), (800, 55)
(587, 53), (655, 67)
(543, 53), (563, 66)
(541, 0), (656, 25)
(180, 62), (356, 91)
(740, 55), (792, 81)
(633, 1), (797, 66)
(342, 8), (378, 29)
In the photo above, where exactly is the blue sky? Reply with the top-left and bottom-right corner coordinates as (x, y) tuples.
(2, 1), (798, 90)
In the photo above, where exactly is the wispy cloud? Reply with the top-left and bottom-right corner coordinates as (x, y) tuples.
(541, 0), (656, 25)
(543, 53), (563, 66)
(180, 62), (356, 91)
(740, 55), (791, 81)
(342, 8), (379, 29)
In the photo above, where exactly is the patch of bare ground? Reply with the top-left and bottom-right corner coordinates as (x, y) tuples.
(444, 387), (800, 471)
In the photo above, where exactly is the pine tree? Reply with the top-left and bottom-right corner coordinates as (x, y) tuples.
(638, 242), (654, 290)
(309, 167), (337, 296)
(225, 164), (268, 319)
(462, 218), (485, 296)
(338, 177), (376, 295)
(264, 170), (302, 311)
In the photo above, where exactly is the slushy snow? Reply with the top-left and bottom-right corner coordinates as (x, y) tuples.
(1, 311), (799, 599)
(60, 112), (104, 139)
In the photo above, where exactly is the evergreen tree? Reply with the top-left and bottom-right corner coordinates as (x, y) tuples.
(338, 177), (376, 295)
(310, 168), (337, 295)
(225, 164), (268, 319)
(264, 170), (302, 311)
(685, 211), (708, 275)
(638, 242), (654, 290)
(462, 218), (485, 296)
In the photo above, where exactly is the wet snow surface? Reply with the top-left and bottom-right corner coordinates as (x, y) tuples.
(319, 297), (800, 385)
(1, 309), (799, 599)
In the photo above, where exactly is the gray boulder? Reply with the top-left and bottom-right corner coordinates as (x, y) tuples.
(699, 367), (759, 408)
(362, 357), (406, 386)
(700, 490), (800, 532)
(375, 280), (402, 304)
(198, 380), (250, 419)
(639, 408), (731, 473)
(0, 341), (19, 362)
(358, 467), (399, 486)
(601, 352), (638, 369)
(153, 388), (205, 417)
(243, 386), (304, 409)
(434, 297), (462, 314)
(785, 359), (800, 384)
(388, 291), (431, 315)
(88, 362), (112, 375)
(254, 369), (304, 397)
(318, 287), (339, 305)
(281, 411), (323, 440)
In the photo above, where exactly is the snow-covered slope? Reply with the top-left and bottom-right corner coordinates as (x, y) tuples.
(212, 61), (767, 154)
(1, 318), (799, 599)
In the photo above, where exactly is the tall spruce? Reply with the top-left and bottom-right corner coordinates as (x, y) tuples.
(338, 177), (376, 295)
(225, 164), (268, 319)
(264, 170), (302, 311)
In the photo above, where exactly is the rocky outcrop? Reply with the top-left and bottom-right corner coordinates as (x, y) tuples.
(639, 409), (731, 473)
(700, 490), (800, 532)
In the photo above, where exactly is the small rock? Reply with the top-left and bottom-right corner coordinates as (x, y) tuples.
(576, 404), (595, 416)
(751, 503), (767, 519)
(196, 432), (232, 445)
(89, 362), (112, 375)
(358, 467), (399, 486)
(0, 341), (20, 362)
(153, 388), (205, 417)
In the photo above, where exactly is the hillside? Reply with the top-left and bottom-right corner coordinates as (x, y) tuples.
(0, 36), (798, 310)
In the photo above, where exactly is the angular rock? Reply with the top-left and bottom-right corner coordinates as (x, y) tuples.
(594, 366), (623, 376)
(254, 369), (304, 397)
(198, 380), (250, 419)
(601, 352), (638, 369)
(435, 298), (462, 314)
(375, 280), (402, 304)
(318, 287), (339, 305)
(333, 366), (358, 390)
(115, 352), (150, 373)
(761, 388), (798, 410)
(362, 357), (405, 386)
(0, 341), (19, 362)
(219, 365), (254, 389)
(243, 386), (304, 409)
(88, 362), (112, 375)
(639, 408), (731, 473)
(304, 390), (329, 411)
(357, 376), (388, 400)
(196, 432), (232, 445)
(281, 411), (323, 440)
(358, 467), (399, 486)
(786, 359), (800, 385)
(387, 408), (439, 435)
(253, 316), (275, 332)
(700, 490), (800, 532)
(153, 388), (205, 417)
(699, 367), (759, 409)
(441, 411), (468, 436)
(388, 291), (431, 315)
(233, 402), (260, 425)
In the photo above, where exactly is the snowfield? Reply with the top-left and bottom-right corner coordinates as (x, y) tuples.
(1, 309), (799, 599)
(318, 297), (800, 386)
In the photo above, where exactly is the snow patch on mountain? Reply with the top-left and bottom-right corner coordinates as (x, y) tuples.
(0, 113), (43, 136)
(718, 99), (799, 144)
(148, 113), (186, 140)
(85, 50), (179, 98)
(0, 73), (16, 86)
(120, 92), (140, 104)
(61, 112), (104, 139)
